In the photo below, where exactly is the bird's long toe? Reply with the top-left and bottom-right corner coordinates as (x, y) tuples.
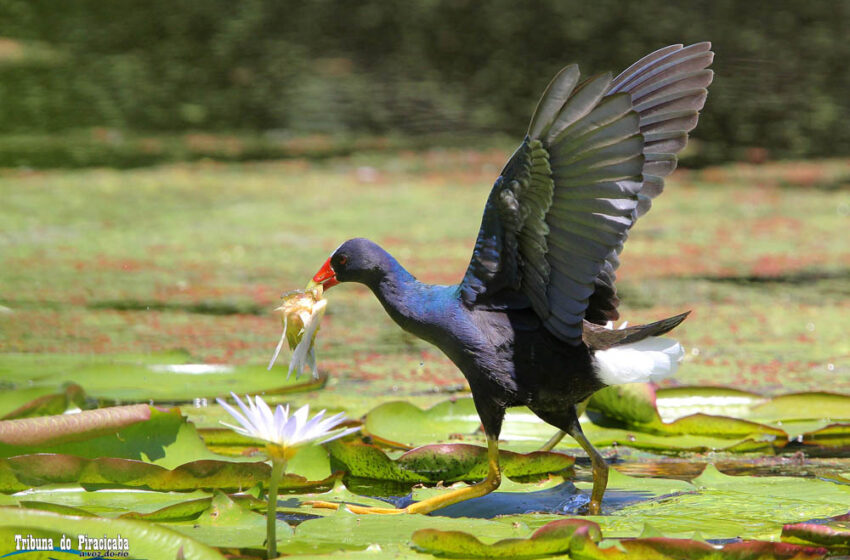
(305, 500), (406, 515)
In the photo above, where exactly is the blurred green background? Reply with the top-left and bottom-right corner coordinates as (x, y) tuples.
(0, 1), (848, 402)
(0, 0), (849, 168)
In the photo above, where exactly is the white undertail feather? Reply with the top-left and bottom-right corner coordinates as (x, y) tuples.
(593, 336), (685, 386)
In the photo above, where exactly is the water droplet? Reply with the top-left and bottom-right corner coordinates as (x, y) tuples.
(691, 347), (700, 356)
(827, 363), (835, 371)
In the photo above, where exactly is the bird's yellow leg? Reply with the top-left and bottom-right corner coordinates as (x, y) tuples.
(307, 435), (502, 515)
(568, 420), (608, 515)
(539, 430), (566, 452)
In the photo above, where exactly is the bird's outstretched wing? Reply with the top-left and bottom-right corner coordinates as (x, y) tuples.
(460, 43), (713, 344)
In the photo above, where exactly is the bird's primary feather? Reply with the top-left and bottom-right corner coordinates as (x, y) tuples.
(460, 43), (714, 342)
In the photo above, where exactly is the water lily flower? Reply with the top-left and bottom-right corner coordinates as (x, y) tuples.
(216, 392), (358, 459)
(216, 392), (359, 558)
(267, 286), (327, 379)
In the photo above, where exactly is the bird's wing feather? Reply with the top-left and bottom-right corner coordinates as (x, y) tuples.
(460, 43), (713, 344)
(461, 70), (643, 343)
(587, 42), (713, 324)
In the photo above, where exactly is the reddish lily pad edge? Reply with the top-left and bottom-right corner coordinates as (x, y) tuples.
(412, 518), (831, 559)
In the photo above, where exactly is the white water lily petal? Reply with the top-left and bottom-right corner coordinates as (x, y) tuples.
(314, 411), (347, 435)
(217, 398), (252, 433)
(299, 409), (326, 441)
(217, 393), (359, 450)
(220, 421), (253, 438)
(254, 396), (276, 439)
(318, 426), (362, 445)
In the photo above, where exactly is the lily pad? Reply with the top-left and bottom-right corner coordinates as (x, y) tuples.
(362, 397), (785, 455)
(565, 465), (850, 540)
(364, 399), (481, 448)
(412, 518), (597, 558)
(588, 385), (787, 442)
(412, 518), (828, 559)
(571, 534), (827, 560)
(749, 393), (850, 422)
(782, 511), (850, 552)
(0, 352), (324, 402)
(326, 440), (573, 483)
(0, 383), (87, 419)
(801, 423), (850, 448)
(10, 486), (213, 517)
(0, 506), (225, 559)
(0, 403), (152, 447)
(0, 454), (270, 492)
(281, 507), (527, 554)
(165, 491), (293, 549)
(416, 468), (693, 520)
(0, 405), (234, 469)
(0, 452), (341, 494)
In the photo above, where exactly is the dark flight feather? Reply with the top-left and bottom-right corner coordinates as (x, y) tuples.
(460, 43), (713, 343)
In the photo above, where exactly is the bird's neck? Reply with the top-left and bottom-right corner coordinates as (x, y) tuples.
(369, 258), (459, 345)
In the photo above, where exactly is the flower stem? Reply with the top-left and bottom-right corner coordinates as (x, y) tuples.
(267, 457), (286, 559)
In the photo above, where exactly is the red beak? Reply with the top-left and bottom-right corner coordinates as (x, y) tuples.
(310, 258), (339, 289)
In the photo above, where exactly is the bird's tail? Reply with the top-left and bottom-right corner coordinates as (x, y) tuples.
(590, 312), (688, 386)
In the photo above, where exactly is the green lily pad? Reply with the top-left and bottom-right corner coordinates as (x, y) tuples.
(0, 454), (271, 492)
(563, 465), (850, 540)
(802, 423), (850, 448)
(655, 386), (767, 421)
(0, 403), (153, 447)
(17, 500), (98, 517)
(120, 493), (263, 521)
(782, 511), (850, 551)
(291, 482), (406, 515)
(281, 507), (527, 554)
(0, 384), (87, 419)
(750, 393), (850, 422)
(0, 352), (324, 402)
(412, 518), (598, 558)
(165, 491), (292, 549)
(589, 385), (787, 442)
(412, 518), (828, 559)
(10, 486), (213, 517)
(0, 405), (236, 469)
(424, 468), (692, 520)
(0, 506), (225, 559)
(363, 397), (785, 455)
(364, 399), (481, 448)
(0, 452), (339, 495)
(571, 534), (827, 560)
(327, 440), (573, 483)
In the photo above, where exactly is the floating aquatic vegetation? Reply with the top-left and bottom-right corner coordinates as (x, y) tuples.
(216, 392), (357, 558)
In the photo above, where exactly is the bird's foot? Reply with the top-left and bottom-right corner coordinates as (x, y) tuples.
(306, 500), (406, 515)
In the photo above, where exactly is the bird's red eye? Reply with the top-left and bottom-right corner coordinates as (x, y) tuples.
(338, 255), (348, 266)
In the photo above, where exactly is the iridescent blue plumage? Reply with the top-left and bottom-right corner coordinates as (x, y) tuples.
(312, 43), (713, 515)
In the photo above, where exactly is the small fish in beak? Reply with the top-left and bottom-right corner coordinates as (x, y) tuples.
(267, 285), (327, 379)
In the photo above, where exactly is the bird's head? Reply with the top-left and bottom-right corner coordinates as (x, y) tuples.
(308, 238), (389, 290)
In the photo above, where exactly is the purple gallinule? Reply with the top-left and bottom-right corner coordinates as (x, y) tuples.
(308, 43), (713, 515)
